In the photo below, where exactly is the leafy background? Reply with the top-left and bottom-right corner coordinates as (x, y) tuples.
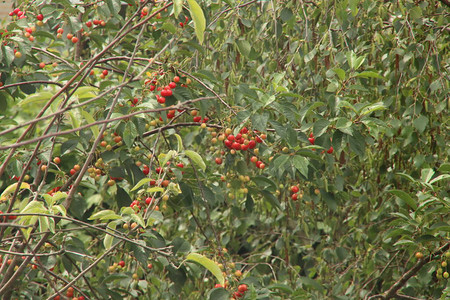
(0, 0), (448, 299)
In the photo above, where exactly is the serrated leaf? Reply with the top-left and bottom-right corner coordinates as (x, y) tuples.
(187, 0), (206, 44)
(186, 253), (224, 285)
(185, 150), (206, 171)
(388, 190), (417, 210)
(88, 210), (121, 221)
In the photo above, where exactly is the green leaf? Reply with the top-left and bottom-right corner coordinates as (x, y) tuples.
(186, 253), (224, 285)
(187, 0), (206, 44)
(175, 133), (184, 152)
(160, 150), (177, 167)
(236, 39), (251, 58)
(185, 150), (206, 171)
(413, 115), (428, 133)
(292, 155), (309, 178)
(131, 213), (146, 228)
(123, 121), (138, 147)
(173, 0), (183, 18)
(388, 190), (417, 210)
(1, 182), (30, 198)
(420, 168), (435, 184)
(208, 288), (229, 300)
(359, 102), (386, 117)
(103, 221), (117, 250)
(355, 71), (384, 79)
(299, 276), (325, 292)
(313, 119), (330, 137)
(131, 178), (152, 192)
(88, 210), (121, 221)
(81, 110), (100, 138)
(18, 92), (53, 107)
(333, 68), (346, 81)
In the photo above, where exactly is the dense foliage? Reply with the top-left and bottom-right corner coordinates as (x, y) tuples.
(0, 0), (449, 299)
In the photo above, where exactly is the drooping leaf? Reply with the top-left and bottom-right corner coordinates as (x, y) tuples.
(187, 0), (206, 44)
(388, 190), (417, 210)
(186, 253), (224, 285)
(88, 210), (121, 221)
(185, 150), (206, 171)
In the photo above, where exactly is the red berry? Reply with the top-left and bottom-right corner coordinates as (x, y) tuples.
(308, 137), (315, 145)
(169, 82), (176, 89)
(291, 193), (298, 201)
(176, 163), (184, 168)
(37, 14), (44, 21)
(327, 146), (334, 154)
(71, 36), (79, 43)
(250, 156), (258, 163)
(86, 21), (92, 27)
(215, 283), (223, 288)
(70, 169), (76, 175)
(156, 167), (163, 174)
(232, 142), (241, 150)
(238, 284), (248, 293)
(193, 116), (202, 122)
(173, 76), (180, 83)
(118, 260), (125, 267)
(291, 186), (299, 193)
(309, 132), (314, 138)
(215, 157), (222, 165)
(102, 69), (108, 76)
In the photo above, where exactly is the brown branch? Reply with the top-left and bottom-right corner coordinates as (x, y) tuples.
(368, 242), (450, 300)
(0, 97), (217, 150)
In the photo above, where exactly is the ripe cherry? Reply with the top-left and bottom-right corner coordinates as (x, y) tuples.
(238, 284), (248, 293)
(291, 186), (299, 193)
(173, 76), (180, 83)
(214, 283), (224, 288)
(118, 260), (125, 268)
(86, 21), (92, 27)
(308, 137), (315, 145)
(327, 146), (334, 154)
(71, 36), (79, 43)
(215, 157), (222, 165)
(37, 14), (44, 21)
